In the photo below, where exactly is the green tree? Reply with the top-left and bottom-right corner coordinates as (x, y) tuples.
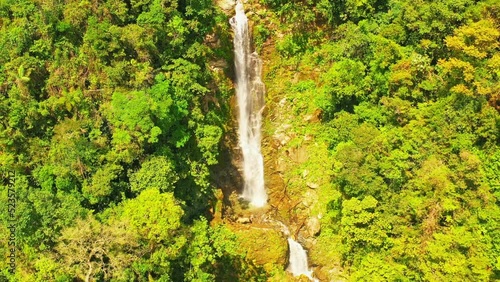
(129, 156), (178, 194)
(56, 215), (140, 281)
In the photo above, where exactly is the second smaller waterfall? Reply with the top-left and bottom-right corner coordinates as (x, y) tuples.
(287, 238), (318, 281)
(262, 219), (318, 281)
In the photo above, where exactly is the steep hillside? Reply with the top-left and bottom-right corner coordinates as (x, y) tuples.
(243, 0), (500, 280)
(0, 0), (498, 281)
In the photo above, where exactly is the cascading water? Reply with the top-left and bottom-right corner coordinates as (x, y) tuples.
(230, 1), (315, 280)
(262, 219), (317, 281)
(230, 1), (267, 207)
(287, 238), (318, 281)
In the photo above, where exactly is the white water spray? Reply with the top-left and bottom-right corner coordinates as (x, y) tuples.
(230, 1), (267, 207)
(264, 219), (317, 281)
(287, 238), (318, 281)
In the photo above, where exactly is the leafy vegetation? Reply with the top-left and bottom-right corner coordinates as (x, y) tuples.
(0, 0), (258, 280)
(261, 0), (499, 280)
(1, 0), (499, 281)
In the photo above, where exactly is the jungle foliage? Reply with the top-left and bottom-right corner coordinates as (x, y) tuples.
(261, 0), (499, 280)
(0, 0), (260, 281)
(0, 0), (499, 281)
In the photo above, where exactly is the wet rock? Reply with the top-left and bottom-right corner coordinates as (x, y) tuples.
(296, 275), (312, 282)
(303, 237), (315, 250)
(314, 267), (330, 282)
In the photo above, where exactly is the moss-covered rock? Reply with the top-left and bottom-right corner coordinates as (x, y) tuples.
(232, 226), (288, 273)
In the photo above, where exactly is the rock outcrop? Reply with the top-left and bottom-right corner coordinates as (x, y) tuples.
(231, 226), (288, 272)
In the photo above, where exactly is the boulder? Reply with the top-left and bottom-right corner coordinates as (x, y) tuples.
(276, 157), (287, 172)
(273, 132), (291, 147)
(236, 217), (252, 224)
(306, 182), (319, 189)
(209, 59), (228, 69)
(216, 0), (235, 13)
(302, 190), (316, 208)
(232, 227), (288, 272)
(306, 217), (321, 237)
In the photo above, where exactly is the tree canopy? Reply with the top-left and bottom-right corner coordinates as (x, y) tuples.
(1, 0), (499, 281)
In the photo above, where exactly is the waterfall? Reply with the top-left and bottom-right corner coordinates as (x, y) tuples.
(230, 2), (315, 280)
(263, 219), (318, 281)
(287, 238), (318, 281)
(230, 1), (267, 207)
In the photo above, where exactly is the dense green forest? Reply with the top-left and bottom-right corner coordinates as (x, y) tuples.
(1, 0), (499, 281)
